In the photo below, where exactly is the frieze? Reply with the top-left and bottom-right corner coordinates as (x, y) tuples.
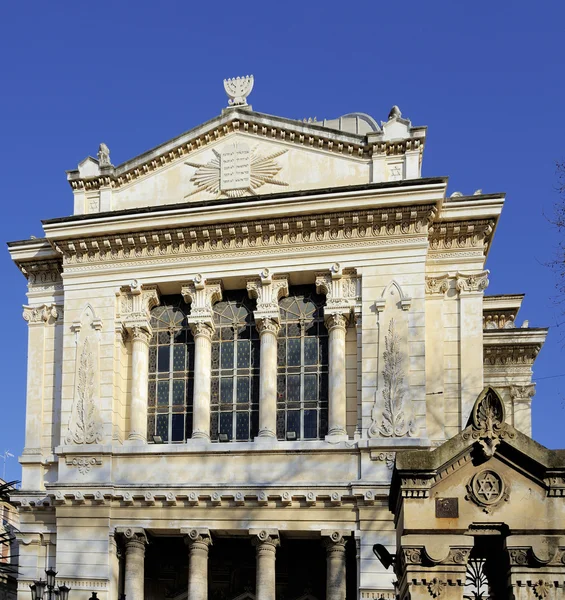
(484, 345), (542, 366)
(53, 206), (435, 266)
(428, 219), (495, 253)
(61, 235), (428, 273)
(39, 488), (375, 507)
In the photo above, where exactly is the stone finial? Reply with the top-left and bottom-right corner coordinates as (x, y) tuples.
(224, 75), (254, 106)
(388, 105), (402, 120)
(97, 143), (111, 167)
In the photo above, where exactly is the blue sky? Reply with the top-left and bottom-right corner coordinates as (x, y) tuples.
(1, 2), (564, 482)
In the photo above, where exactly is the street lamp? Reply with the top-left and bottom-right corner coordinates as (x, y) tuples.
(30, 568), (70, 600)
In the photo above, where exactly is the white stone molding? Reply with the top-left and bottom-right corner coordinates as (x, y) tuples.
(65, 305), (104, 445)
(22, 303), (62, 325)
(455, 270), (490, 295)
(428, 220), (495, 253)
(374, 280), (412, 312)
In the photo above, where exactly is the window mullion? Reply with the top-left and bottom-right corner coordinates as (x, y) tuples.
(168, 332), (174, 441)
(232, 328), (237, 439)
(300, 324), (305, 439)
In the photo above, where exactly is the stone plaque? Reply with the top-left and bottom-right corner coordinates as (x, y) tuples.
(220, 142), (251, 191)
(435, 497), (458, 518)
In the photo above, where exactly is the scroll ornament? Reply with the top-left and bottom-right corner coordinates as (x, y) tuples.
(369, 319), (416, 438)
(65, 338), (103, 444)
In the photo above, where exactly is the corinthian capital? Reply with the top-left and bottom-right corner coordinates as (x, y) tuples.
(22, 303), (62, 325)
(455, 270), (489, 295)
(181, 274), (222, 329)
(425, 274), (451, 296)
(509, 383), (536, 401)
(116, 280), (160, 335)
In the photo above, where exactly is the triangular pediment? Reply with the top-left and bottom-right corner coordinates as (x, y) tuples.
(66, 106), (427, 214)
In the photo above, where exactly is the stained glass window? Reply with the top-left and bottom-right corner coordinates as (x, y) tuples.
(148, 296), (194, 442)
(210, 291), (259, 441)
(277, 286), (328, 440)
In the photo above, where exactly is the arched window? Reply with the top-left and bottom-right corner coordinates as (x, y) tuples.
(148, 296), (194, 442)
(210, 291), (260, 441)
(277, 286), (328, 440)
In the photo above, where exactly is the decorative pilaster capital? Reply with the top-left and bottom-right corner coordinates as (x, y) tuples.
(455, 270), (489, 295)
(509, 383), (536, 401)
(22, 303), (63, 325)
(425, 274), (451, 296)
(316, 263), (360, 315)
(182, 528), (212, 551)
(323, 531), (347, 553)
(117, 280), (160, 334)
(325, 312), (349, 332)
(248, 268), (289, 327)
(182, 274), (222, 329)
(256, 317), (280, 336)
(116, 527), (148, 550)
(251, 529), (280, 551)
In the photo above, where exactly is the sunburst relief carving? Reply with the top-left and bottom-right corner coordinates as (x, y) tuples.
(185, 141), (288, 199)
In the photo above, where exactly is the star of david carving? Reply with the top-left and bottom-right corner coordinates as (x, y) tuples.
(466, 469), (508, 513)
(475, 472), (500, 502)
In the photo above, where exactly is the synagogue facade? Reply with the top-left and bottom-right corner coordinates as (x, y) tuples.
(8, 77), (565, 600)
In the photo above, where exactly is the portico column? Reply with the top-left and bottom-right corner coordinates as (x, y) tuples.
(182, 275), (223, 441)
(326, 313), (349, 437)
(247, 269), (289, 440)
(129, 326), (152, 441)
(190, 323), (214, 439)
(324, 532), (347, 600)
(117, 281), (160, 443)
(119, 528), (147, 600)
(252, 530), (279, 600)
(256, 318), (280, 437)
(183, 529), (212, 600)
(316, 263), (359, 441)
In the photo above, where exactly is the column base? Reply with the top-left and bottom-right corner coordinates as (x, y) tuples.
(125, 435), (146, 445)
(325, 433), (349, 443)
(255, 429), (277, 441)
(191, 431), (211, 441)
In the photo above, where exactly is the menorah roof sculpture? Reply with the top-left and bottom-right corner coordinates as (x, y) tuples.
(224, 75), (254, 107)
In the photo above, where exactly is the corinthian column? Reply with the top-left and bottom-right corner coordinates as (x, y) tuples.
(316, 264), (359, 441)
(117, 528), (147, 600)
(247, 269), (289, 441)
(117, 281), (160, 443)
(252, 530), (279, 600)
(130, 327), (152, 441)
(183, 528), (212, 600)
(324, 532), (347, 600)
(182, 275), (222, 441)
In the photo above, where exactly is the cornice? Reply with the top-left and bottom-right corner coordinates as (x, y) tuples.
(428, 218), (496, 254)
(50, 204), (435, 267)
(65, 109), (424, 192)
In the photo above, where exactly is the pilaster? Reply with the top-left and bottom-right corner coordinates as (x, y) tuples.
(456, 271), (489, 427)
